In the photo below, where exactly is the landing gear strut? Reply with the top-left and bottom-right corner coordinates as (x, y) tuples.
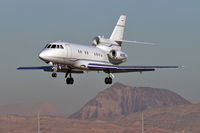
(51, 65), (58, 78)
(65, 71), (74, 85)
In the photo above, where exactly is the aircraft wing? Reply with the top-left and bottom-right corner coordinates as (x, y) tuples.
(17, 66), (53, 70)
(17, 66), (84, 73)
(88, 63), (182, 73)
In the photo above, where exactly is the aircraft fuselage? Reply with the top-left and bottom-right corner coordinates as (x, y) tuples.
(39, 42), (127, 70)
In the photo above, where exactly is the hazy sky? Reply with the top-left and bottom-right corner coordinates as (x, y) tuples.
(0, 0), (200, 114)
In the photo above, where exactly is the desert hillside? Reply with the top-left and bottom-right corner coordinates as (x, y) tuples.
(70, 82), (190, 119)
(0, 83), (199, 133)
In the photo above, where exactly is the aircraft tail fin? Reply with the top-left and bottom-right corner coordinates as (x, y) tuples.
(110, 15), (126, 41)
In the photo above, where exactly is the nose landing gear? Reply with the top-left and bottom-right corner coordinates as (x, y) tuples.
(51, 65), (58, 78)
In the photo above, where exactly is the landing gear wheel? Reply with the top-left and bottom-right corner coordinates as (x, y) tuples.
(69, 78), (74, 84)
(52, 73), (57, 78)
(105, 77), (109, 84)
(66, 78), (74, 84)
(108, 77), (112, 84)
(105, 77), (112, 84)
(66, 78), (70, 84)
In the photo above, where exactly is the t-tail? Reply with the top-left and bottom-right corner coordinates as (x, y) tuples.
(110, 15), (126, 45)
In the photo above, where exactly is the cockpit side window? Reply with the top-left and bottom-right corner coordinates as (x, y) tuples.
(56, 45), (59, 48)
(60, 45), (64, 49)
(47, 45), (51, 48)
(51, 44), (56, 48)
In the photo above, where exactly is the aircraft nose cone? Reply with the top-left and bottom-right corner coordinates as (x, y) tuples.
(39, 52), (45, 60)
(39, 50), (49, 61)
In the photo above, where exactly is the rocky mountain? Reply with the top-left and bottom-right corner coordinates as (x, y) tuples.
(0, 102), (60, 116)
(70, 82), (190, 119)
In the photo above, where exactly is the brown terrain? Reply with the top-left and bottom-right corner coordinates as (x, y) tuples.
(0, 114), (176, 133)
(0, 82), (199, 133)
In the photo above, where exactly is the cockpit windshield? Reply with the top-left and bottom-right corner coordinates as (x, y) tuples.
(45, 44), (64, 49)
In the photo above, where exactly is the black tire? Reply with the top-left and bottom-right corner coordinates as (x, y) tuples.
(108, 77), (112, 84)
(66, 78), (70, 84)
(52, 73), (57, 78)
(70, 78), (74, 84)
(105, 77), (109, 84)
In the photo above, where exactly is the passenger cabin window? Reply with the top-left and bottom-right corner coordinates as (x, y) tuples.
(94, 52), (102, 57)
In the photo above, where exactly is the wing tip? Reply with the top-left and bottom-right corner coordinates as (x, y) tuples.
(17, 67), (22, 70)
(178, 65), (184, 69)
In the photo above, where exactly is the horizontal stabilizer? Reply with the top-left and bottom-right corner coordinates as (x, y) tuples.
(115, 39), (158, 45)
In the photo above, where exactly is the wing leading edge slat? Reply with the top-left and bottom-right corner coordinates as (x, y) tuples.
(17, 66), (84, 73)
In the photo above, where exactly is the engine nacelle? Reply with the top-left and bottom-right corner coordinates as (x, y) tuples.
(108, 50), (128, 64)
(92, 36), (114, 46)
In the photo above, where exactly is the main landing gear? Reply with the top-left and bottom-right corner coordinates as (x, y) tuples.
(51, 65), (74, 85)
(51, 67), (113, 85)
(65, 71), (74, 85)
(51, 72), (74, 85)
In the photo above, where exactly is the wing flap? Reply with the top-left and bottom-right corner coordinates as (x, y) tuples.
(88, 63), (181, 73)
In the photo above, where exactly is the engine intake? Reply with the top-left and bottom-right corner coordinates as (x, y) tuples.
(108, 50), (128, 64)
(92, 36), (114, 46)
(92, 36), (100, 45)
(109, 50), (117, 58)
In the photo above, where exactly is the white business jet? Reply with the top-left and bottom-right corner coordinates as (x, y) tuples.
(18, 15), (181, 85)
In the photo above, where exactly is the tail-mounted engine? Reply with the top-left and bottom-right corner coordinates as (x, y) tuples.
(108, 50), (128, 65)
(92, 36), (115, 46)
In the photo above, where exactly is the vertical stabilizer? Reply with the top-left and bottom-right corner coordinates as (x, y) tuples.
(110, 15), (126, 41)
